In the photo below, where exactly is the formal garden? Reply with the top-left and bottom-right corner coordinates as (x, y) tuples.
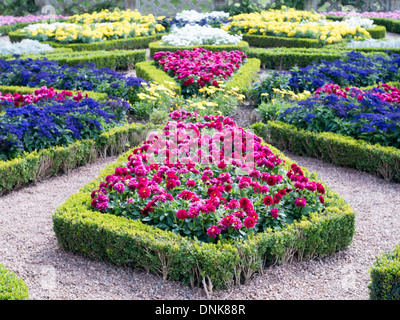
(0, 0), (399, 301)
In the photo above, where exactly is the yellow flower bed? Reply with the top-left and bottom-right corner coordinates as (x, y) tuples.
(223, 7), (370, 44)
(25, 9), (165, 43)
(69, 8), (158, 25)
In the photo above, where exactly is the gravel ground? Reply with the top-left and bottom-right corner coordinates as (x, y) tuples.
(1, 149), (399, 300)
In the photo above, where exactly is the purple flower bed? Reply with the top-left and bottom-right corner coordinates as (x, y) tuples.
(0, 14), (66, 26)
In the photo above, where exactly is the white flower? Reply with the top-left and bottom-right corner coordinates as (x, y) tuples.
(23, 22), (82, 32)
(0, 39), (54, 55)
(343, 16), (375, 29)
(161, 24), (241, 46)
(174, 10), (229, 24)
(347, 38), (400, 48)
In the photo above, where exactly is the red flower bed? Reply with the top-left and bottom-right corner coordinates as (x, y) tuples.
(89, 110), (327, 243)
(153, 48), (247, 96)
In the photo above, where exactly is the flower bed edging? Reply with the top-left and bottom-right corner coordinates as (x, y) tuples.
(2, 49), (147, 71)
(242, 34), (325, 48)
(8, 30), (164, 52)
(52, 134), (355, 293)
(369, 245), (400, 300)
(253, 121), (400, 183)
(148, 40), (250, 58)
(0, 264), (29, 300)
(0, 122), (157, 196)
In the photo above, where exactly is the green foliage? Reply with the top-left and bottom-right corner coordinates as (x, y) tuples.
(149, 108), (170, 125)
(149, 40), (250, 58)
(52, 134), (355, 290)
(369, 245), (400, 300)
(258, 99), (295, 121)
(1, 0), (38, 15)
(0, 265), (29, 300)
(366, 26), (386, 39)
(248, 71), (291, 104)
(259, 121), (400, 182)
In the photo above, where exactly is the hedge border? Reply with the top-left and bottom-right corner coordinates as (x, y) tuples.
(0, 119), (157, 196)
(148, 40), (250, 58)
(52, 130), (355, 292)
(2, 49), (147, 71)
(246, 47), (348, 70)
(242, 34), (325, 48)
(0, 264), (29, 300)
(135, 60), (181, 94)
(135, 58), (261, 95)
(257, 121), (400, 183)
(365, 26), (387, 39)
(369, 245), (400, 300)
(8, 30), (165, 51)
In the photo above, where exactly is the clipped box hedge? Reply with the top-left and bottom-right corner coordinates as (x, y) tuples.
(8, 30), (164, 51)
(254, 121), (400, 183)
(148, 40), (250, 58)
(2, 49), (147, 71)
(135, 58), (261, 95)
(242, 34), (325, 48)
(369, 245), (400, 300)
(246, 47), (348, 70)
(365, 25), (387, 39)
(0, 120), (157, 195)
(52, 135), (355, 291)
(0, 265), (29, 300)
(135, 60), (181, 94)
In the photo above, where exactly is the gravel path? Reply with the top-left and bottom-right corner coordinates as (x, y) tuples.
(1, 149), (399, 300)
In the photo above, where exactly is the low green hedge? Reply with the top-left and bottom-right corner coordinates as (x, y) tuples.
(246, 47), (348, 70)
(0, 265), (29, 300)
(365, 26), (387, 39)
(225, 58), (261, 94)
(8, 30), (164, 51)
(135, 58), (260, 95)
(52, 134), (355, 291)
(255, 121), (400, 183)
(148, 40), (250, 58)
(0, 121), (157, 195)
(0, 85), (107, 101)
(369, 245), (400, 300)
(135, 60), (181, 94)
(242, 34), (325, 48)
(2, 49), (147, 71)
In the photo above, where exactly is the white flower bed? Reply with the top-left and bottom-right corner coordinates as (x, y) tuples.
(174, 10), (230, 25)
(22, 22), (82, 33)
(347, 38), (400, 48)
(342, 16), (376, 29)
(160, 24), (242, 46)
(0, 39), (54, 55)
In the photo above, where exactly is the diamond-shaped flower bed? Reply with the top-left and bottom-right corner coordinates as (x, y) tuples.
(135, 48), (261, 97)
(52, 111), (355, 294)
